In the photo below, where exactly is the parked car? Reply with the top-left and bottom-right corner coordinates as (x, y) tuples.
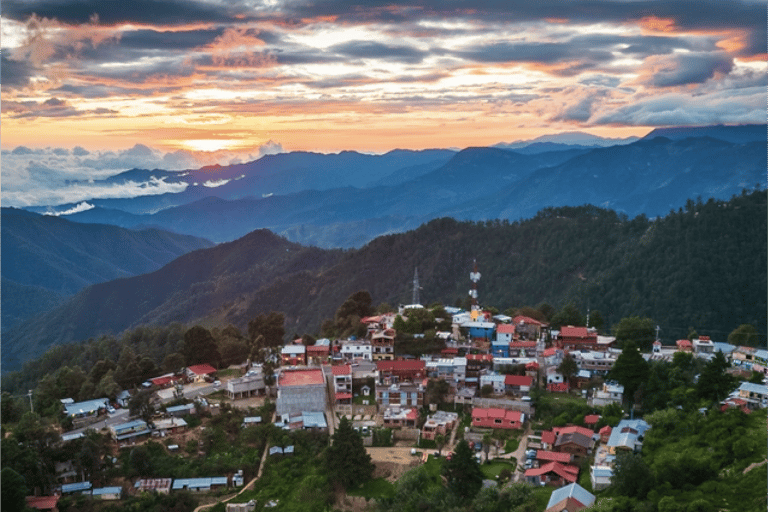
(525, 449), (537, 459)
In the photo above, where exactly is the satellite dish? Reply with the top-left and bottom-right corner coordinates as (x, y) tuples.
(469, 290), (478, 298)
(470, 272), (481, 282)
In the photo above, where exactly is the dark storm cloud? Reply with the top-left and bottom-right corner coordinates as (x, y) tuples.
(3, 0), (243, 25)
(454, 41), (613, 65)
(1, 54), (37, 89)
(328, 40), (428, 63)
(644, 52), (734, 87)
(119, 28), (226, 50)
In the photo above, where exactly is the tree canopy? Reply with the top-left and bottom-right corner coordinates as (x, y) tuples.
(608, 342), (649, 408)
(325, 416), (374, 489)
(442, 439), (483, 503)
(613, 316), (656, 351)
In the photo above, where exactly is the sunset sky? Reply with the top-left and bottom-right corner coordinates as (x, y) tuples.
(2, 0), (766, 205)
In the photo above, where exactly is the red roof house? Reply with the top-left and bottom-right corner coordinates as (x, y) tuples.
(377, 359), (426, 382)
(26, 496), (60, 512)
(676, 339), (693, 352)
(472, 407), (524, 429)
(584, 414), (600, 426)
(186, 364), (217, 381)
(504, 374), (533, 393)
(536, 450), (573, 463)
(559, 326), (598, 350)
(525, 461), (579, 486)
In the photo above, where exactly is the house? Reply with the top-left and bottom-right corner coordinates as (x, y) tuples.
(186, 364), (217, 382)
(479, 373), (506, 394)
(153, 417), (187, 435)
(150, 373), (182, 388)
(63, 398), (109, 425)
(134, 478), (172, 495)
(172, 477), (228, 492)
(559, 326), (598, 350)
(542, 347), (563, 366)
(25, 495), (60, 512)
(504, 374), (532, 395)
(471, 407), (524, 430)
(675, 339), (693, 352)
(377, 359), (426, 383)
(116, 389), (132, 408)
(61, 481), (92, 495)
(371, 331), (395, 361)
(275, 412), (328, 431)
(242, 416), (262, 427)
(737, 382), (768, 408)
(226, 373), (266, 400)
(167, 403), (196, 417)
(513, 315), (545, 341)
(598, 425), (612, 443)
(545, 482), (595, 512)
(589, 381), (624, 407)
(464, 321), (496, 340)
(425, 357), (467, 387)
(376, 382), (424, 408)
(554, 431), (593, 460)
(491, 340), (510, 358)
(382, 406), (418, 428)
(496, 324), (516, 344)
(693, 336), (715, 355)
(607, 419), (650, 454)
(306, 344), (330, 365)
(509, 341), (537, 358)
(421, 411), (459, 440)
(276, 369), (327, 416)
(340, 340), (373, 361)
(91, 487), (122, 500)
(574, 351), (616, 376)
(590, 466), (614, 491)
(536, 450), (573, 464)
(524, 462), (579, 487)
(281, 345), (307, 366)
(331, 364), (353, 404)
(110, 419), (151, 442)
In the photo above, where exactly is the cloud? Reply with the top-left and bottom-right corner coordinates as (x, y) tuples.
(1, 141), (287, 207)
(46, 201), (95, 216)
(591, 87), (766, 126)
(637, 52), (734, 87)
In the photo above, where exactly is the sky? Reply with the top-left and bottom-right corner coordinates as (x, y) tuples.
(2, 0), (766, 206)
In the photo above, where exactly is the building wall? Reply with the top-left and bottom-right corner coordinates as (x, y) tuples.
(276, 384), (327, 416)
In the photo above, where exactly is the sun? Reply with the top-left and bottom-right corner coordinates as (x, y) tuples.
(182, 139), (239, 152)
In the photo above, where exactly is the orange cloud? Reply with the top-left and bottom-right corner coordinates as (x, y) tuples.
(638, 16), (678, 33)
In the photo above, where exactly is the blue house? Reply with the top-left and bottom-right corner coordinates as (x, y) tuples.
(465, 321), (495, 340)
(491, 341), (510, 358)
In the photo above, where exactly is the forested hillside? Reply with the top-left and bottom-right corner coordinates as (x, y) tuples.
(4, 190), (764, 368)
(1, 208), (214, 332)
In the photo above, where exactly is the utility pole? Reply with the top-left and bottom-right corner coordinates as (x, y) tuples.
(28, 390), (34, 413)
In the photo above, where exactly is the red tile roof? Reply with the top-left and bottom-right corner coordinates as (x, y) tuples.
(187, 363), (217, 376)
(554, 425), (595, 438)
(26, 496), (60, 510)
(377, 360), (425, 372)
(335, 392), (352, 400)
(497, 324), (516, 334)
(599, 425), (612, 435)
(406, 409), (419, 420)
(541, 430), (557, 445)
(676, 339), (693, 348)
(524, 462), (578, 482)
(514, 315), (545, 326)
(361, 315), (383, 323)
(536, 450), (572, 463)
(472, 407), (522, 422)
(560, 326), (591, 338)
(584, 414), (600, 425)
(510, 341), (537, 348)
(504, 375), (533, 387)
(278, 369), (324, 387)
(307, 345), (329, 353)
(526, 361), (540, 369)
(331, 364), (351, 375)
(542, 347), (559, 357)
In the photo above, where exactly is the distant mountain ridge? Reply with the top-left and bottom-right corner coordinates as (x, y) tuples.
(1, 208), (214, 332)
(48, 128), (767, 248)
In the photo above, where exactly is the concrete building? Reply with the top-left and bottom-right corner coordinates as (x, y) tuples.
(421, 410), (458, 440)
(276, 368), (327, 416)
(340, 340), (373, 361)
(226, 373), (266, 400)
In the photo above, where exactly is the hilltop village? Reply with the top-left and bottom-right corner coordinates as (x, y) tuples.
(8, 268), (768, 512)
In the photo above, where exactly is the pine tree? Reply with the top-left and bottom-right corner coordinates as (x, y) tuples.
(325, 416), (374, 489)
(442, 439), (483, 503)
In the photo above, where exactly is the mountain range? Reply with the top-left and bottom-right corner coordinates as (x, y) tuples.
(28, 124), (765, 249)
(1, 208), (213, 333)
(4, 189), (765, 368)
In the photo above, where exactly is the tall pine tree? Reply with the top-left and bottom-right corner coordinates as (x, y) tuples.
(325, 416), (374, 489)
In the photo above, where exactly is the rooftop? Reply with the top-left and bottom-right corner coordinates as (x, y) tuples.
(278, 369), (324, 387)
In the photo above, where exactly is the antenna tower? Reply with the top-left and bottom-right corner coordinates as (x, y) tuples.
(469, 259), (481, 311)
